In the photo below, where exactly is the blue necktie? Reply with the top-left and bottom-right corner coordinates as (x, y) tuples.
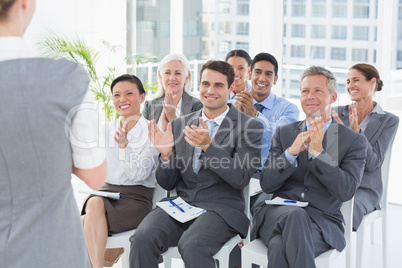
(195, 120), (218, 174)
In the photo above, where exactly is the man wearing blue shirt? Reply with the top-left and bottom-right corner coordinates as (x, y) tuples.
(230, 52), (299, 168)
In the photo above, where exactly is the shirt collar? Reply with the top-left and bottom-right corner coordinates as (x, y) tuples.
(253, 92), (276, 110)
(371, 101), (385, 115)
(0, 37), (35, 62)
(201, 105), (230, 126)
(306, 118), (332, 133)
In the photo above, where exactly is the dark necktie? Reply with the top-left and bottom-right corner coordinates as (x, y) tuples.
(254, 103), (264, 113)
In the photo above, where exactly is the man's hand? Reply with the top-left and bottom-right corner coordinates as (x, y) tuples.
(183, 118), (212, 152)
(148, 120), (174, 161)
(288, 131), (311, 156)
(234, 90), (257, 117)
(308, 116), (324, 156)
(332, 109), (344, 125)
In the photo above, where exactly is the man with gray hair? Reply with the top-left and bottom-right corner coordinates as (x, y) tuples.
(250, 66), (367, 268)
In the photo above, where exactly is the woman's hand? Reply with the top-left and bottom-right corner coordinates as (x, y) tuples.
(349, 103), (361, 133)
(162, 91), (178, 122)
(148, 120), (174, 161)
(114, 121), (129, 149)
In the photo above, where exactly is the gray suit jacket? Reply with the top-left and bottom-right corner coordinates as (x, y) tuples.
(334, 105), (399, 228)
(156, 105), (263, 238)
(0, 58), (91, 267)
(252, 119), (367, 251)
(142, 91), (203, 122)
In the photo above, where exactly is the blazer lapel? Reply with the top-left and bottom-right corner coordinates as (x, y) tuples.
(153, 98), (164, 123)
(362, 113), (384, 143)
(213, 106), (237, 146)
(181, 91), (193, 115)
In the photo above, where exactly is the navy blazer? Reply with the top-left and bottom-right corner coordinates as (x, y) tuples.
(156, 105), (263, 238)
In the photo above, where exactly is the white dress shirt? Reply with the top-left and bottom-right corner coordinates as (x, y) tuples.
(0, 36), (105, 169)
(105, 116), (159, 187)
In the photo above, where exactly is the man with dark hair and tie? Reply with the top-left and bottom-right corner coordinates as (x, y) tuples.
(129, 60), (263, 268)
(230, 52), (299, 171)
(228, 52), (300, 267)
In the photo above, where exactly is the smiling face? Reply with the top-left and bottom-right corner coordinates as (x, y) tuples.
(249, 60), (278, 102)
(112, 81), (145, 117)
(199, 68), (233, 118)
(158, 60), (190, 97)
(346, 68), (376, 102)
(300, 75), (337, 122)
(227, 56), (249, 93)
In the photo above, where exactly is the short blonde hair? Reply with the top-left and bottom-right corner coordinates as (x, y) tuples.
(156, 53), (192, 98)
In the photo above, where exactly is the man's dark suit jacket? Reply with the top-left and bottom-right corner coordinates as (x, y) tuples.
(156, 105), (263, 238)
(142, 91), (203, 122)
(252, 119), (367, 251)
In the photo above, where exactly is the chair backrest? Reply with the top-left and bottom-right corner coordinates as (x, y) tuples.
(340, 197), (354, 247)
(152, 183), (167, 208)
(379, 145), (393, 210)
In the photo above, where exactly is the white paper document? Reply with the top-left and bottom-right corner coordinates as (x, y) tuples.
(265, 196), (309, 207)
(79, 189), (121, 200)
(157, 197), (206, 223)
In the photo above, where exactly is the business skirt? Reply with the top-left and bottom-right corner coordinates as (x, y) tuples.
(82, 183), (154, 234)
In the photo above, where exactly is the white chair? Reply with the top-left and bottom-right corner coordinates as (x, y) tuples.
(103, 184), (167, 268)
(241, 198), (354, 268)
(355, 146), (393, 268)
(162, 184), (250, 268)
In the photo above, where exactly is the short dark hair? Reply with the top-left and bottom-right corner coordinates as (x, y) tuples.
(250, 52), (279, 76)
(350, 63), (383, 92)
(110, 74), (145, 95)
(199, 60), (234, 87)
(225, 49), (252, 65)
(0, 0), (16, 20)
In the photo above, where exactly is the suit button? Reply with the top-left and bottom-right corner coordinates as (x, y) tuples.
(304, 187), (309, 192)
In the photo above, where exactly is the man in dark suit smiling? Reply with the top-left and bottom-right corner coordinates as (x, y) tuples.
(130, 60), (263, 268)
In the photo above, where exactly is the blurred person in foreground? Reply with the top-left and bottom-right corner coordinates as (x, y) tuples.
(0, 0), (106, 267)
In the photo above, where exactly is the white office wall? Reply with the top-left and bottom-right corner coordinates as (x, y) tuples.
(24, 0), (127, 75)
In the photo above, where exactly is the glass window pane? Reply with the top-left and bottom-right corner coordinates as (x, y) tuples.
(236, 22), (249, 35)
(311, 46), (326, 59)
(331, 47), (347, 60)
(311, 25), (326, 38)
(332, 5), (347, 18)
(352, 48), (368, 61)
(312, 4), (326, 17)
(136, 0), (171, 62)
(291, 45), (305, 58)
(354, 6), (370, 18)
(353, 26), (369, 40)
(292, 24), (306, 37)
(332, 25), (347, 39)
